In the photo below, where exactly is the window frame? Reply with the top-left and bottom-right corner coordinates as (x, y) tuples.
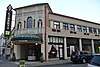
(27, 17), (33, 28)
(77, 25), (82, 32)
(98, 29), (100, 34)
(17, 22), (22, 29)
(63, 23), (69, 30)
(82, 26), (87, 32)
(53, 21), (60, 29)
(89, 27), (93, 33)
(38, 19), (42, 27)
(93, 28), (97, 34)
(70, 24), (75, 31)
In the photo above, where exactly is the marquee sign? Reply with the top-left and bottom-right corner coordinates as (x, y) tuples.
(4, 4), (13, 36)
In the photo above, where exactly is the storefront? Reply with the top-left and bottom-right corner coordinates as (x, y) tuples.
(67, 38), (79, 57)
(48, 36), (64, 60)
(11, 34), (42, 61)
(94, 40), (100, 53)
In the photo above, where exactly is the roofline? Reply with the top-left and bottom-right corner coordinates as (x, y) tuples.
(14, 3), (52, 12)
(49, 12), (100, 25)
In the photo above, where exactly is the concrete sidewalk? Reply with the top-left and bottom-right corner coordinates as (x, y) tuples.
(0, 56), (18, 67)
(14, 58), (71, 67)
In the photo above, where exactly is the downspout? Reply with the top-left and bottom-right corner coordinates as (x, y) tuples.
(44, 6), (47, 61)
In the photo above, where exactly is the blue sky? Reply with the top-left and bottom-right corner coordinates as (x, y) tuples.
(0, 0), (100, 35)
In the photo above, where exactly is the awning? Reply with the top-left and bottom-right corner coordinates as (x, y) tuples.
(11, 34), (43, 43)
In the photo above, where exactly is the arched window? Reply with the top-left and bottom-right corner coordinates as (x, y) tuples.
(17, 22), (22, 29)
(27, 17), (33, 28)
(38, 19), (42, 27)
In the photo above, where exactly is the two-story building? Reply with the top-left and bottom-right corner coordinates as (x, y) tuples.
(11, 3), (100, 61)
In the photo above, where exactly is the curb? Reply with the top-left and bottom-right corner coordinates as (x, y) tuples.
(26, 60), (72, 67)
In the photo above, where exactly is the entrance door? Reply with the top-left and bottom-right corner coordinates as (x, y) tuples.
(28, 44), (41, 61)
(35, 44), (41, 61)
(58, 44), (64, 60)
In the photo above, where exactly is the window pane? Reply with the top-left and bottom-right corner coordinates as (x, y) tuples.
(89, 27), (93, 33)
(50, 37), (53, 42)
(93, 28), (97, 34)
(27, 17), (33, 28)
(38, 19), (42, 27)
(63, 23), (69, 30)
(70, 24), (75, 31)
(77, 25), (82, 32)
(98, 29), (100, 34)
(82, 26), (87, 32)
(17, 22), (22, 29)
(53, 21), (60, 29)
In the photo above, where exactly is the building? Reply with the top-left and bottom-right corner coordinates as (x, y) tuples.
(11, 3), (100, 61)
(0, 33), (5, 55)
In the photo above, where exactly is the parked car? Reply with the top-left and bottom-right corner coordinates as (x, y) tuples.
(70, 51), (94, 63)
(86, 54), (100, 67)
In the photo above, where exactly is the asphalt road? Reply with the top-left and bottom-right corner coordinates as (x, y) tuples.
(43, 63), (86, 67)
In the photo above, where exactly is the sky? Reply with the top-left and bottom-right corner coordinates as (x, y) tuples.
(0, 0), (100, 35)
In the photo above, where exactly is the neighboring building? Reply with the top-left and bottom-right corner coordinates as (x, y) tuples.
(0, 33), (5, 55)
(11, 3), (100, 61)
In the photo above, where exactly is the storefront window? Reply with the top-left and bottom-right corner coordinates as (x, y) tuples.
(55, 37), (58, 43)
(28, 45), (35, 56)
(48, 45), (57, 58)
(48, 37), (64, 43)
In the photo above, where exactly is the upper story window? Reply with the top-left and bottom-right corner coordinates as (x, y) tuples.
(77, 25), (82, 32)
(63, 23), (69, 30)
(27, 17), (33, 28)
(38, 19), (42, 27)
(82, 26), (87, 32)
(17, 22), (22, 29)
(89, 27), (93, 33)
(53, 21), (60, 29)
(93, 28), (97, 34)
(98, 29), (100, 34)
(70, 24), (75, 31)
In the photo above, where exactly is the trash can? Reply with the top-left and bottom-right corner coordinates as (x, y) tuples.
(19, 60), (26, 67)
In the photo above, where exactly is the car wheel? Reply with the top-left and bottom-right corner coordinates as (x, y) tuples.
(82, 58), (86, 63)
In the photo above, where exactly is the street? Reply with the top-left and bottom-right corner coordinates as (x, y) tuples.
(0, 55), (86, 67)
(43, 63), (86, 67)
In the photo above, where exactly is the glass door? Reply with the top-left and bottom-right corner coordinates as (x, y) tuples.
(58, 44), (64, 60)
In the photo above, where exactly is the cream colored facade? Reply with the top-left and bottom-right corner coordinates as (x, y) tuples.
(12, 3), (100, 61)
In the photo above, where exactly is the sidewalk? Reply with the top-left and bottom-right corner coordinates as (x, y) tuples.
(0, 55), (71, 67)
(14, 58), (71, 67)
(0, 56), (18, 67)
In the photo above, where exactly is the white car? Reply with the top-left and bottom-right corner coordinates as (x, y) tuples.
(86, 54), (100, 67)
(87, 64), (99, 67)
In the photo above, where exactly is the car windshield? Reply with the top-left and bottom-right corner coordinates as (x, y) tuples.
(90, 55), (100, 66)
